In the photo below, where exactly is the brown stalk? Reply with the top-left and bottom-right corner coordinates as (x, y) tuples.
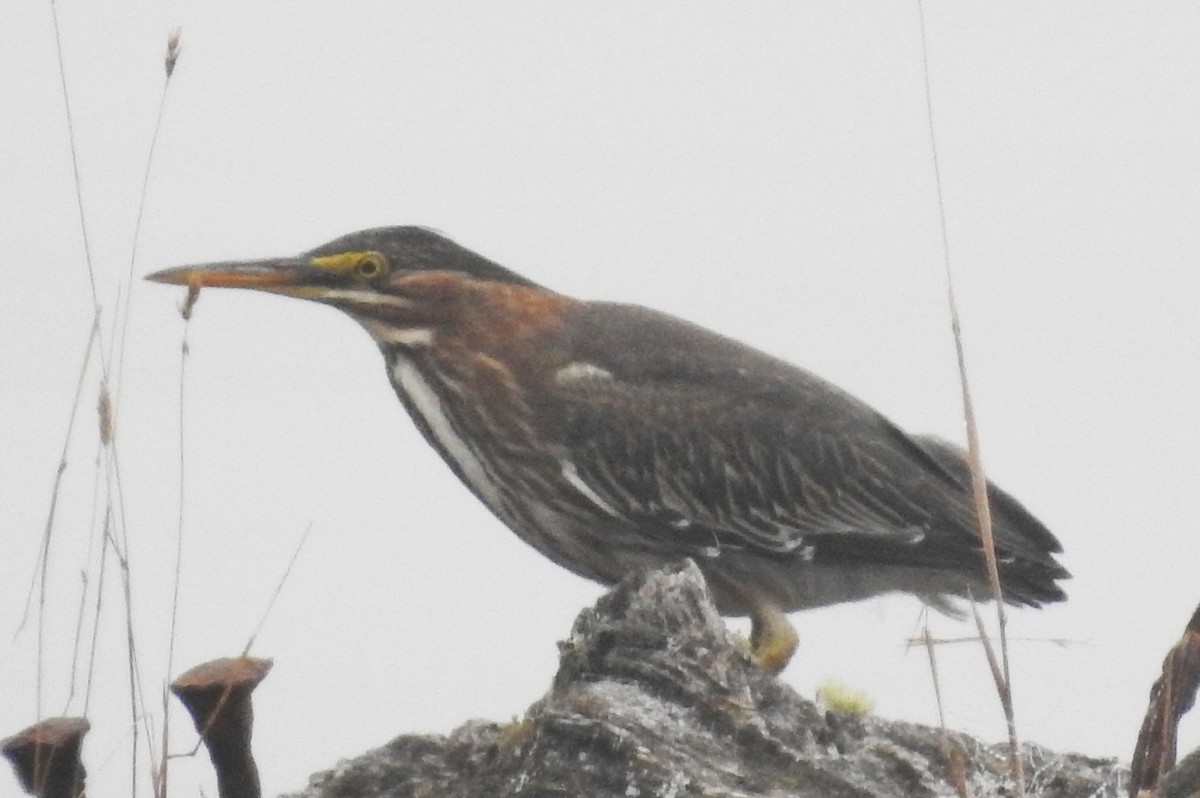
(170, 656), (273, 798)
(1129, 601), (1200, 797)
(916, 0), (1022, 791)
(923, 625), (970, 798)
(1, 717), (90, 798)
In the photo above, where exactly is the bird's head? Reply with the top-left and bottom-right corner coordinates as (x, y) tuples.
(147, 225), (538, 295)
(146, 226), (570, 355)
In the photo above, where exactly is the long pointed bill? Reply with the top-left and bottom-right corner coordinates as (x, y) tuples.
(145, 257), (322, 297)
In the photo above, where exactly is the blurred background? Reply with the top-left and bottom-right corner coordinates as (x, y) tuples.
(2, 3), (1198, 795)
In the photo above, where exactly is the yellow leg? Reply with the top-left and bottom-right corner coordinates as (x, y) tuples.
(749, 601), (798, 674)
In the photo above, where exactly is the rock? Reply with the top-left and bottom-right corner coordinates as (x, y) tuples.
(1158, 745), (1200, 798)
(285, 560), (1123, 798)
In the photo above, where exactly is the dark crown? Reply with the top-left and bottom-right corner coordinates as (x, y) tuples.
(308, 226), (541, 288)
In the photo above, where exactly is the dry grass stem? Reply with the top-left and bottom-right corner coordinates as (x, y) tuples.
(243, 524), (312, 657)
(16, 321), (101, 736)
(181, 283), (201, 320)
(161, 275), (195, 798)
(165, 28), (182, 77)
(908, 635), (1074, 649)
(967, 597), (1017, 728)
(916, 1), (1022, 791)
(923, 625), (970, 797)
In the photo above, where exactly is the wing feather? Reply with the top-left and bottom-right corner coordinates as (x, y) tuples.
(548, 302), (1062, 582)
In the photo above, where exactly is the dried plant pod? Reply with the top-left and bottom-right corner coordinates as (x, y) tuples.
(171, 656), (272, 798)
(1, 717), (90, 798)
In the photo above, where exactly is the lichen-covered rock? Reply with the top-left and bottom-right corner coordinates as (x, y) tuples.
(285, 560), (1123, 798)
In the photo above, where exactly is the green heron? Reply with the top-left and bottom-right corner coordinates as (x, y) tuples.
(147, 226), (1067, 672)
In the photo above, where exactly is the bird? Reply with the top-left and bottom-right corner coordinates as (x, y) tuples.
(146, 226), (1068, 672)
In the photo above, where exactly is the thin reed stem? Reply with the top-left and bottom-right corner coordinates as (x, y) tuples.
(916, 1), (1022, 791)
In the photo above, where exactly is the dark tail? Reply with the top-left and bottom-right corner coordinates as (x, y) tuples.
(914, 435), (1070, 606)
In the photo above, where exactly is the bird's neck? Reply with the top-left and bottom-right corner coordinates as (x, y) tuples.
(359, 271), (580, 386)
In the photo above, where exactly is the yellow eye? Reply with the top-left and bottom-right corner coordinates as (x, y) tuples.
(355, 252), (388, 279)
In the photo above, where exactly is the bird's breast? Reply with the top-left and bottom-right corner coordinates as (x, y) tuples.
(385, 350), (643, 584)
(389, 352), (510, 514)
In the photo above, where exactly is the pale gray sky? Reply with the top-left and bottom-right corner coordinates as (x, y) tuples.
(3, 3), (1199, 796)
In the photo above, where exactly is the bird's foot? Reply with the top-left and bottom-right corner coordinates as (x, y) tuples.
(749, 602), (798, 674)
